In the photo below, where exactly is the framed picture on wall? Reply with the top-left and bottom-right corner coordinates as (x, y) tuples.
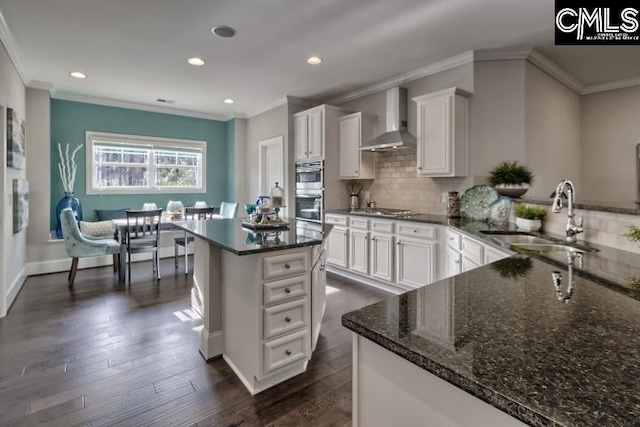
(7, 107), (26, 170)
(13, 179), (29, 233)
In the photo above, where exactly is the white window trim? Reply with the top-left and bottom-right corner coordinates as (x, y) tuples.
(85, 131), (207, 195)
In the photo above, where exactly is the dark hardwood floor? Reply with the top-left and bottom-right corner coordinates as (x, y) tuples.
(0, 258), (390, 426)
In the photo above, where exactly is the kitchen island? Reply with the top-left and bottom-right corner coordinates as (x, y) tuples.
(342, 217), (640, 426)
(175, 218), (326, 395)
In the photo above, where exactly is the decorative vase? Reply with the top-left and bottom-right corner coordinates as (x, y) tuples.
(55, 192), (82, 238)
(447, 191), (461, 218)
(495, 184), (529, 198)
(488, 196), (512, 225)
(516, 217), (542, 231)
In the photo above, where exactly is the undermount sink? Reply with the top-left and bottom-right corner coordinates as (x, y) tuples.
(511, 243), (588, 253)
(487, 234), (555, 245)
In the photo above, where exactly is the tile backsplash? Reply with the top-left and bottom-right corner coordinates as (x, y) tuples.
(365, 149), (477, 214)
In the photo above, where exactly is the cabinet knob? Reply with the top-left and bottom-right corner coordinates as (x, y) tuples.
(413, 229), (417, 233)
(285, 263), (291, 269)
(285, 349), (292, 356)
(355, 170), (358, 173)
(397, 241), (401, 246)
(285, 316), (292, 323)
(285, 287), (291, 294)
(418, 166), (422, 170)
(319, 264), (325, 271)
(454, 259), (460, 264)
(371, 236), (376, 241)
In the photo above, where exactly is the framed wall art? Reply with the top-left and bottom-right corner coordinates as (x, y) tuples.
(7, 107), (25, 169)
(13, 179), (29, 233)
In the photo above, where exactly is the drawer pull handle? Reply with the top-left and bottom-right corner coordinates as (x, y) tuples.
(285, 287), (291, 294)
(285, 349), (292, 356)
(285, 316), (292, 323)
(319, 264), (325, 271)
(413, 229), (417, 233)
(285, 263), (291, 269)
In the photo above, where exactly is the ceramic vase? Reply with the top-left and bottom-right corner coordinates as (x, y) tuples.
(516, 217), (542, 231)
(55, 192), (82, 238)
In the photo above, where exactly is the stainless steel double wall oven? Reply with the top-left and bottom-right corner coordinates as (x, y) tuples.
(295, 160), (323, 231)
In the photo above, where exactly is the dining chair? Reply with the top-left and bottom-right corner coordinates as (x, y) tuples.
(124, 209), (162, 283)
(174, 206), (215, 274)
(219, 201), (239, 218)
(60, 207), (121, 287)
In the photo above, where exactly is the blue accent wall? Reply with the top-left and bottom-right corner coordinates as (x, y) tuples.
(50, 99), (231, 227)
(226, 119), (235, 201)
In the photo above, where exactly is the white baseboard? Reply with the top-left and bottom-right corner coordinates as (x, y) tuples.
(6, 266), (27, 310)
(199, 328), (223, 361)
(327, 266), (406, 295)
(25, 246), (190, 276)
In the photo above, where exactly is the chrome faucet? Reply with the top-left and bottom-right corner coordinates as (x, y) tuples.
(552, 179), (583, 243)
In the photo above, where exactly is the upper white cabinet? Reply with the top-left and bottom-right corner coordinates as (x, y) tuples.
(338, 112), (375, 179)
(413, 87), (470, 177)
(294, 105), (347, 162)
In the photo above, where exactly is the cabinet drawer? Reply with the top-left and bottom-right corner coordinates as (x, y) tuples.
(462, 236), (484, 265)
(263, 251), (308, 281)
(350, 217), (369, 230)
(263, 328), (310, 375)
(397, 222), (438, 240)
(371, 219), (394, 234)
(263, 298), (309, 340)
(263, 275), (308, 306)
(325, 214), (348, 226)
(446, 229), (461, 250)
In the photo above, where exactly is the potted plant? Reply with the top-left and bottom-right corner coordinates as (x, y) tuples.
(488, 160), (534, 198)
(514, 203), (546, 231)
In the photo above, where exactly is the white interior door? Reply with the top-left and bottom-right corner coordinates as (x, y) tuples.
(259, 136), (284, 197)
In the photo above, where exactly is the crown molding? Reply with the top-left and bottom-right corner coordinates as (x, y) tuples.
(52, 91), (233, 121)
(325, 50), (474, 105)
(27, 80), (54, 91)
(582, 75), (640, 95)
(526, 48), (584, 94)
(245, 95), (318, 119)
(473, 46), (533, 61)
(0, 7), (28, 84)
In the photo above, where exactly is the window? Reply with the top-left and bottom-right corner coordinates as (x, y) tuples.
(86, 131), (206, 194)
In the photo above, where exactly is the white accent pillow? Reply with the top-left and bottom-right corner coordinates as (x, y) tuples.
(80, 220), (115, 237)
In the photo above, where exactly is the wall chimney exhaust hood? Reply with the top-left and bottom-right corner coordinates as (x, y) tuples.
(358, 87), (416, 152)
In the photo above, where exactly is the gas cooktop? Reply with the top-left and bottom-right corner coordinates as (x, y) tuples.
(349, 208), (412, 218)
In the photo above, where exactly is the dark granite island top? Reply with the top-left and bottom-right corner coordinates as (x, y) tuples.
(173, 218), (324, 255)
(343, 248), (640, 426)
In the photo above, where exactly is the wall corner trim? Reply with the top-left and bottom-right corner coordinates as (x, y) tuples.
(6, 266), (27, 314)
(0, 8), (28, 84)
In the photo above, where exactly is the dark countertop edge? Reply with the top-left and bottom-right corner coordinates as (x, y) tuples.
(182, 228), (323, 255)
(518, 198), (640, 216)
(342, 314), (562, 427)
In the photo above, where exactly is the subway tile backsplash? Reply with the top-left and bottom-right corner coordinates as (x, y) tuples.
(365, 149), (478, 214)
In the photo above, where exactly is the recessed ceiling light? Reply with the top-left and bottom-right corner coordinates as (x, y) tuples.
(307, 56), (322, 65)
(69, 71), (86, 79)
(223, 98), (234, 104)
(188, 57), (205, 66)
(211, 25), (237, 38)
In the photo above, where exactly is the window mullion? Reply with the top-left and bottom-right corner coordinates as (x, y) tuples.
(149, 148), (156, 191)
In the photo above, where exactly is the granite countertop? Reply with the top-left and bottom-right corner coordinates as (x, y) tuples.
(334, 209), (640, 425)
(174, 218), (324, 255)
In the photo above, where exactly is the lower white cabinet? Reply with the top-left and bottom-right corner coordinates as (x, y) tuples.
(370, 232), (394, 282)
(327, 225), (348, 268)
(350, 229), (369, 275)
(445, 245), (462, 278)
(396, 238), (436, 290)
(311, 249), (326, 350)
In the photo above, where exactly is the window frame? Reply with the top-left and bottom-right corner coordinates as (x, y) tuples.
(85, 131), (207, 195)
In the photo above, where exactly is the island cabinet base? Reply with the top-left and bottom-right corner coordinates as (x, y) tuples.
(352, 335), (526, 427)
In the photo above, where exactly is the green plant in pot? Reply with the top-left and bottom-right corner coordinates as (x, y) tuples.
(488, 160), (534, 198)
(514, 203), (546, 231)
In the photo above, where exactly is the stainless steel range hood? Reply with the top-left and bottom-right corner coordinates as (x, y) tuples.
(358, 87), (416, 151)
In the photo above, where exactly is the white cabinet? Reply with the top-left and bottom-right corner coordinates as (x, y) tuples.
(370, 231), (394, 283)
(294, 105), (348, 162)
(311, 248), (326, 351)
(485, 245), (510, 264)
(413, 87), (469, 177)
(396, 238), (436, 290)
(326, 226), (348, 268)
(339, 112), (375, 179)
(349, 229), (369, 275)
(445, 229), (510, 275)
(445, 245), (462, 277)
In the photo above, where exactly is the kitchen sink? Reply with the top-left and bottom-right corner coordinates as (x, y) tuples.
(487, 234), (555, 245)
(511, 243), (588, 253)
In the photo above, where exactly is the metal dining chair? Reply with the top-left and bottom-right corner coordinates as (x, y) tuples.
(60, 207), (121, 287)
(124, 209), (162, 283)
(174, 206), (216, 274)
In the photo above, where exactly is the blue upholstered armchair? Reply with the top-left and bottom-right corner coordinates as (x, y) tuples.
(60, 207), (121, 287)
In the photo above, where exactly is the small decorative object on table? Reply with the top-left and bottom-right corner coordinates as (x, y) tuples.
(166, 200), (184, 219)
(514, 203), (547, 231)
(460, 185), (499, 221)
(194, 201), (208, 208)
(488, 196), (512, 225)
(270, 182), (286, 223)
(55, 143), (83, 239)
(447, 191), (461, 218)
(142, 203), (158, 211)
(488, 160), (534, 198)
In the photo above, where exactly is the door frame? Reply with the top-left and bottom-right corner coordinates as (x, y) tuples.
(258, 135), (285, 197)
